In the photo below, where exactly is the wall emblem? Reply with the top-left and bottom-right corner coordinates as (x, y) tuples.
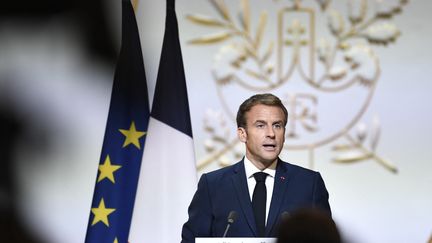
(187, 0), (408, 173)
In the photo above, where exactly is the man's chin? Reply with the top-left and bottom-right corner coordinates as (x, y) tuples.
(261, 156), (278, 165)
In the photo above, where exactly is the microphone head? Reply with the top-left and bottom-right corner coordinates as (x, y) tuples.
(227, 210), (238, 224)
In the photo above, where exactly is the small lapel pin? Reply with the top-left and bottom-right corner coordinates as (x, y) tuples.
(280, 176), (285, 180)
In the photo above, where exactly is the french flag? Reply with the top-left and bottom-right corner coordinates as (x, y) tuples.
(129, 0), (197, 242)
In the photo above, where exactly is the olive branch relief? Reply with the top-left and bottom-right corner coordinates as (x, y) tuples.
(187, 0), (407, 173)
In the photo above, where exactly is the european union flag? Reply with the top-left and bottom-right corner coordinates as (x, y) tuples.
(85, 0), (149, 242)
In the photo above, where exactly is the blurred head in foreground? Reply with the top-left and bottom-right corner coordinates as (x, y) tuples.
(277, 208), (341, 243)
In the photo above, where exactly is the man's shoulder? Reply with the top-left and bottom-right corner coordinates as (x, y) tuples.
(202, 160), (243, 181)
(201, 159), (321, 182)
(278, 159), (320, 177)
(206, 160), (241, 174)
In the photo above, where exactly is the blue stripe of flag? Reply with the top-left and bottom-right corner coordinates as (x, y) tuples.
(151, 0), (193, 138)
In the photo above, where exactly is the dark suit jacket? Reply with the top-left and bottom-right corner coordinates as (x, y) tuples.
(181, 158), (331, 242)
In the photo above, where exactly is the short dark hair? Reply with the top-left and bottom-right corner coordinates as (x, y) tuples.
(236, 93), (288, 128)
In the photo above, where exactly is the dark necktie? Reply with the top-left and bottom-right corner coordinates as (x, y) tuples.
(252, 172), (268, 237)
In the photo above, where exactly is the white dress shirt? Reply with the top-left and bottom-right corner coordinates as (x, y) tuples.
(243, 156), (277, 225)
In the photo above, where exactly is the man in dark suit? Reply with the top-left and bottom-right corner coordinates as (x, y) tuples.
(181, 93), (331, 242)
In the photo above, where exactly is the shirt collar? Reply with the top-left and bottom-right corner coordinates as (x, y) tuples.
(244, 156), (277, 179)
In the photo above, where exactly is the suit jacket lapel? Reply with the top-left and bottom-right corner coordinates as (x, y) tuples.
(266, 159), (291, 236)
(231, 160), (257, 236)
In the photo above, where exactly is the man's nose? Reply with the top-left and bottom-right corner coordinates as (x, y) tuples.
(266, 126), (275, 138)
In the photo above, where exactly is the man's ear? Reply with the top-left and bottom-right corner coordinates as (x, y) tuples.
(237, 127), (247, 143)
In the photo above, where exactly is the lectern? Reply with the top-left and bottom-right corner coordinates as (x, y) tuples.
(196, 238), (276, 243)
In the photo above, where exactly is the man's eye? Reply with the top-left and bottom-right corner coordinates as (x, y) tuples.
(256, 124), (264, 128)
(274, 124), (282, 129)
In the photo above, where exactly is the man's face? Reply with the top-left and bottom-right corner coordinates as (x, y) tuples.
(237, 104), (286, 168)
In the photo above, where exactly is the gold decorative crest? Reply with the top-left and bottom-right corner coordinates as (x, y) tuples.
(188, 0), (409, 173)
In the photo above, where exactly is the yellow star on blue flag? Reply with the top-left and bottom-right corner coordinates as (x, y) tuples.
(98, 155), (122, 183)
(119, 121), (146, 149)
(91, 198), (116, 227)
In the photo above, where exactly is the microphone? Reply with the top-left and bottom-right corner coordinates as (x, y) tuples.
(222, 210), (238, 237)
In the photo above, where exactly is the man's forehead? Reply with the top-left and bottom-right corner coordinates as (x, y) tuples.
(246, 105), (285, 121)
